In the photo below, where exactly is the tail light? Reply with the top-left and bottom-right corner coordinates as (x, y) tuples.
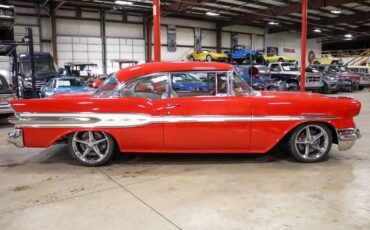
(353, 76), (361, 81)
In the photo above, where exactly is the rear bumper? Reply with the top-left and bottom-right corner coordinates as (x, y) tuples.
(0, 103), (13, 114)
(336, 128), (361, 151)
(6, 128), (24, 148)
(305, 81), (324, 89)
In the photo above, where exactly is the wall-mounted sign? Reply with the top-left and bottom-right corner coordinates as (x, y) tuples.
(267, 47), (279, 55)
(283, 48), (295, 53)
(167, 25), (176, 52)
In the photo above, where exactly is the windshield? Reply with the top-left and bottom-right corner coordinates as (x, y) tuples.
(281, 63), (299, 71)
(20, 61), (57, 76)
(56, 79), (85, 88)
(94, 74), (119, 97)
(337, 66), (349, 72)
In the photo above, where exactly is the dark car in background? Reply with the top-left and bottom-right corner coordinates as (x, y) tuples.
(316, 65), (361, 92)
(307, 65), (339, 93)
(268, 62), (323, 91)
(16, 52), (59, 98)
(347, 66), (370, 90)
(0, 73), (15, 116)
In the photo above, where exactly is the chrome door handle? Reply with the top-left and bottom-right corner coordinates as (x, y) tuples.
(166, 103), (180, 109)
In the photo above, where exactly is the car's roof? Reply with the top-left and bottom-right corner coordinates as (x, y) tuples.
(116, 61), (233, 82)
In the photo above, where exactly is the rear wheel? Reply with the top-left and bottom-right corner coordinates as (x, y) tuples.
(314, 61), (320, 65)
(267, 85), (279, 91)
(331, 61), (339, 65)
(68, 131), (115, 166)
(358, 85), (364, 90)
(278, 58), (284, 62)
(189, 56), (195, 61)
(288, 123), (332, 163)
(206, 55), (213, 62)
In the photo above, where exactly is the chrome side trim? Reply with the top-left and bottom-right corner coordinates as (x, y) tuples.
(10, 113), (340, 128)
(6, 128), (24, 148)
(336, 128), (361, 151)
(0, 104), (13, 114)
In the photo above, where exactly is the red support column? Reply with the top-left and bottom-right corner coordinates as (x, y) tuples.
(300, 0), (307, 92)
(153, 0), (161, 62)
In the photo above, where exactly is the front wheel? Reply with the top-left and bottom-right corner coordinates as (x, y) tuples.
(189, 56), (195, 61)
(206, 55), (213, 62)
(288, 123), (332, 163)
(68, 131), (116, 166)
(278, 58), (284, 62)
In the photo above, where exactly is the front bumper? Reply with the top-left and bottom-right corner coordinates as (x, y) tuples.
(0, 103), (13, 115)
(336, 128), (361, 151)
(305, 81), (324, 89)
(6, 128), (24, 148)
(359, 79), (370, 87)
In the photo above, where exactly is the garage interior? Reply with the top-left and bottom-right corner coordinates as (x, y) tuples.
(0, 0), (370, 229)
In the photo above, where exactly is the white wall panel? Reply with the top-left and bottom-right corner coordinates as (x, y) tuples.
(82, 10), (100, 19)
(57, 19), (100, 36)
(254, 35), (265, 50)
(106, 22), (143, 38)
(201, 30), (216, 47)
(56, 9), (75, 17)
(221, 32), (231, 49)
(177, 28), (194, 46)
(238, 34), (251, 47)
(41, 17), (51, 40)
(265, 32), (321, 65)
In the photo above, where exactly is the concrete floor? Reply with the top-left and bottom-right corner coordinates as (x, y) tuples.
(0, 91), (369, 230)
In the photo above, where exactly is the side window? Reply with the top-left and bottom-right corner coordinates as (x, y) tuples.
(46, 80), (53, 87)
(270, 64), (280, 71)
(120, 74), (169, 100)
(170, 72), (228, 98)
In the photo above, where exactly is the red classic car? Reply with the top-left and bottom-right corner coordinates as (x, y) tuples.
(7, 62), (361, 166)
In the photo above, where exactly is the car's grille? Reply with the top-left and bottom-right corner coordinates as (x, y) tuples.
(306, 75), (321, 83)
(35, 80), (46, 91)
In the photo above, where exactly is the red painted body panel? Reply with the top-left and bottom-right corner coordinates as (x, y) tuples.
(9, 62), (361, 154)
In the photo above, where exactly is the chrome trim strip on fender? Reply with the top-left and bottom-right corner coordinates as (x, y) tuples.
(9, 112), (340, 128)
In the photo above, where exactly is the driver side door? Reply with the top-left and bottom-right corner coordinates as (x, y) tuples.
(163, 71), (252, 151)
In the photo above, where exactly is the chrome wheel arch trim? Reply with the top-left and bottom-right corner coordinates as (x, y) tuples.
(10, 112), (340, 128)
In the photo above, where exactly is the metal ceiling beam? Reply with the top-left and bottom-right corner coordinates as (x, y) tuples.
(225, 0), (368, 26)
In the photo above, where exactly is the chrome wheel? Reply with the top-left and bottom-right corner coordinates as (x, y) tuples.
(294, 125), (329, 161)
(71, 131), (110, 164)
(206, 55), (213, 62)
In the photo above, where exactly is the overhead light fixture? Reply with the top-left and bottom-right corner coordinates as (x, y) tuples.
(115, 0), (133, 5)
(344, 34), (353, 38)
(268, 21), (279, 25)
(330, 10), (341, 14)
(206, 12), (220, 16)
(314, 29), (322, 33)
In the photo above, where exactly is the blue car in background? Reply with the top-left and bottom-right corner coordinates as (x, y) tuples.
(171, 73), (209, 92)
(40, 76), (93, 98)
(235, 65), (273, 90)
(225, 45), (265, 64)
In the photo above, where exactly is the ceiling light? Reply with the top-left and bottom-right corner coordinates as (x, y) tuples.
(330, 10), (341, 14)
(344, 34), (353, 38)
(314, 29), (322, 33)
(206, 12), (220, 16)
(115, 0), (133, 5)
(268, 21), (279, 25)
